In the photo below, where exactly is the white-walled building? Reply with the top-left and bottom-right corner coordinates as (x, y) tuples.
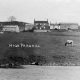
(50, 23), (60, 30)
(3, 25), (19, 32)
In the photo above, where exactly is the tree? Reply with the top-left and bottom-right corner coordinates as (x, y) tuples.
(8, 16), (16, 22)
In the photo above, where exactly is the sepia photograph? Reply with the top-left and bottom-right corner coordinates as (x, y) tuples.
(0, 0), (80, 80)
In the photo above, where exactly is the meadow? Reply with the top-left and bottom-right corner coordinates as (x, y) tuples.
(0, 31), (80, 66)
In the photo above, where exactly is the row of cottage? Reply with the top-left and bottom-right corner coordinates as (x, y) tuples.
(0, 19), (79, 32)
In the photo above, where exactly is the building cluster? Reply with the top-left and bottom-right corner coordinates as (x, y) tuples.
(0, 18), (79, 33)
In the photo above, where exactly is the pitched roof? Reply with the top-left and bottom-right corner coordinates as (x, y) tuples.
(0, 21), (30, 27)
(59, 23), (78, 25)
(34, 21), (48, 23)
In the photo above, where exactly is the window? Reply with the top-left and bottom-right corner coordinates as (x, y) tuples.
(40, 27), (41, 30)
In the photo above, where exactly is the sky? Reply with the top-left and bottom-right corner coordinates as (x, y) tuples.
(0, 0), (80, 24)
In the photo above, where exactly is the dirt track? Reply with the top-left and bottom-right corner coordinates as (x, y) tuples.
(0, 65), (80, 80)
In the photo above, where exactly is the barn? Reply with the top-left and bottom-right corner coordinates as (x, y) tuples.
(59, 23), (79, 30)
(50, 23), (79, 30)
(0, 21), (26, 32)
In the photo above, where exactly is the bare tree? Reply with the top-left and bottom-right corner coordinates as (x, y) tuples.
(8, 16), (16, 22)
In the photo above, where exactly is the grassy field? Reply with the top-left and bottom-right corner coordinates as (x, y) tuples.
(0, 31), (80, 66)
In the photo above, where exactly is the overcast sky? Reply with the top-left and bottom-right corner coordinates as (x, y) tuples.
(0, 0), (80, 24)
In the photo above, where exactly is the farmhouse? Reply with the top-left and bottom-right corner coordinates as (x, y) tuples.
(0, 21), (26, 32)
(34, 19), (50, 30)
